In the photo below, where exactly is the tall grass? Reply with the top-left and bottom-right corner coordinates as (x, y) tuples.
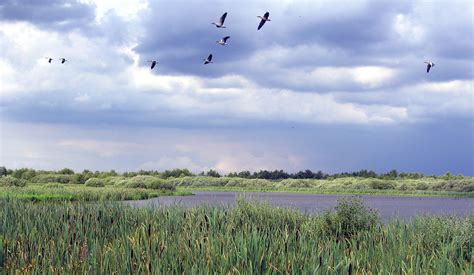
(0, 185), (179, 202)
(1, 198), (472, 273)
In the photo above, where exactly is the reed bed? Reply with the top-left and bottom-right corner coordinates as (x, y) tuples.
(0, 198), (472, 273)
(0, 185), (186, 202)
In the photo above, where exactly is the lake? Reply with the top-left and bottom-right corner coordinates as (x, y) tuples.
(126, 191), (474, 222)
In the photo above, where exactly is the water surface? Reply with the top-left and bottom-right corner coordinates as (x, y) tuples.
(127, 191), (473, 222)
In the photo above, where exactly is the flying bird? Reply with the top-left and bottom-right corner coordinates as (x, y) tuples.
(203, 54), (213, 64)
(148, 60), (158, 70)
(257, 12), (271, 30)
(45, 57), (53, 63)
(212, 12), (227, 28)
(424, 61), (435, 73)
(59, 58), (67, 64)
(216, 36), (230, 46)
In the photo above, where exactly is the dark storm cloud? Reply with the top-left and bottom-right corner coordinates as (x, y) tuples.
(133, 0), (473, 93)
(0, 0), (96, 31)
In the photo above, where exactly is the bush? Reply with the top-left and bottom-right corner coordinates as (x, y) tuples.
(70, 174), (86, 184)
(415, 182), (429, 190)
(368, 179), (395, 190)
(85, 178), (105, 187)
(31, 174), (71, 184)
(323, 197), (380, 238)
(124, 176), (176, 191)
(0, 176), (27, 187)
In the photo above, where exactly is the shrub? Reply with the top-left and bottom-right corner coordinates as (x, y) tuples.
(0, 176), (27, 187)
(415, 182), (429, 190)
(85, 178), (105, 187)
(31, 174), (71, 184)
(124, 176), (176, 191)
(323, 197), (380, 238)
(70, 174), (86, 184)
(368, 179), (395, 190)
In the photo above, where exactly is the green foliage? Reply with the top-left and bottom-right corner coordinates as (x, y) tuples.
(123, 176), (175, 191)
(323, 197), (380, 238)
(0, 176), (27, 187)
(70, 174), (86, 184)
(31, 174), (71, 184)
(85, 178), (105, 187)
(0, 199), (471, 273)
(0, 166), (6, 177)
(205, 169), (221, 177)
(11, 168), (36, 180)
(58, 168), (75, 175)
(367, 178), (395, 190)
(160, 168), (194, 179)
(43, 183), (64, 188)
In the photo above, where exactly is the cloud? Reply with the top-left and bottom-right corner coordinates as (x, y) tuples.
(58, 139), (143, 157)
(0, 0), (473, 175)
(0, 0), (96, 31)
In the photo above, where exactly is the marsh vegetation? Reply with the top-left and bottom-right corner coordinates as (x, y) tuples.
(0, 197), (472, 273)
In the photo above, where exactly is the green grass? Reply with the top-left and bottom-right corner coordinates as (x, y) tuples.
(170, 176), (474, 197)
(0, 198), (472, 273)
(178, 186), (474, 197)
(0, 184), (191, 202)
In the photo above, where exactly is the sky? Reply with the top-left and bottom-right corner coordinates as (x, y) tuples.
(0, 0), (473, 175)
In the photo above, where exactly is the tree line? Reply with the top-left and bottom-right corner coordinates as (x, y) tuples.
(0, 166), (465, 182)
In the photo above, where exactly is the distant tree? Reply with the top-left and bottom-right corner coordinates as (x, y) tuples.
(441, 172), (454, 180)
(21, 169), (36, 180)
(206, 169), (221, 178)
(59, 168), (75, 175)
(0, 166), (7, 177)
(237, 171), (252, 178)
(384, 170), (398, 179)
(12, 168), (28, 179)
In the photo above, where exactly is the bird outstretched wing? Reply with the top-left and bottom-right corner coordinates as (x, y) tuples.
(220, 12), (227, 25)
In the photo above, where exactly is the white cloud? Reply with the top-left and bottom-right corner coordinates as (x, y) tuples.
(140, 156), (209, 172)
(393, 13), (425, 44)
(58, 139), (143, 157)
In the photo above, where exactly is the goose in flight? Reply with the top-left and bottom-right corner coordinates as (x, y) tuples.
(212, 12), (227, 28)
(203, 54), (213, 64)
(45, 57), (53, 63)
(424, 61), (434, 73)
(257, 12), (271, 30)
(59, 58), (67, 64)
(216, 36), (230, 46)
(148, 60), (158, 70)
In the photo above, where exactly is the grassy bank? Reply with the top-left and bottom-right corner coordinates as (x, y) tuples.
(178, 186), (474, 197)
(0, 198), (472, 273)
(2, 174), (473, 199)
(0, 182), (191, 202)
(171, 176), (474, 197)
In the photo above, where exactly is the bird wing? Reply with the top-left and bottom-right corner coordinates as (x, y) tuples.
(223, 36), (230, 42)
(258, 19), (266, 30)
(220, 12), (227, 25)
(426, 64), (431, 73)
(208, 54), (213, 61)
(264, 12), (270, 20)
(151, 61), (156, 69)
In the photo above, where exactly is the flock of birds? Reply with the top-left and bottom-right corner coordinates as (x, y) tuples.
(146, 12), (272, 68)
(43, 11), (436, 73)
(45, 57), (67, 64)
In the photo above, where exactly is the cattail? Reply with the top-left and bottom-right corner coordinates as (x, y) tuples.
(348, 263), (353, 275)
(148, 224), (152, 237)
